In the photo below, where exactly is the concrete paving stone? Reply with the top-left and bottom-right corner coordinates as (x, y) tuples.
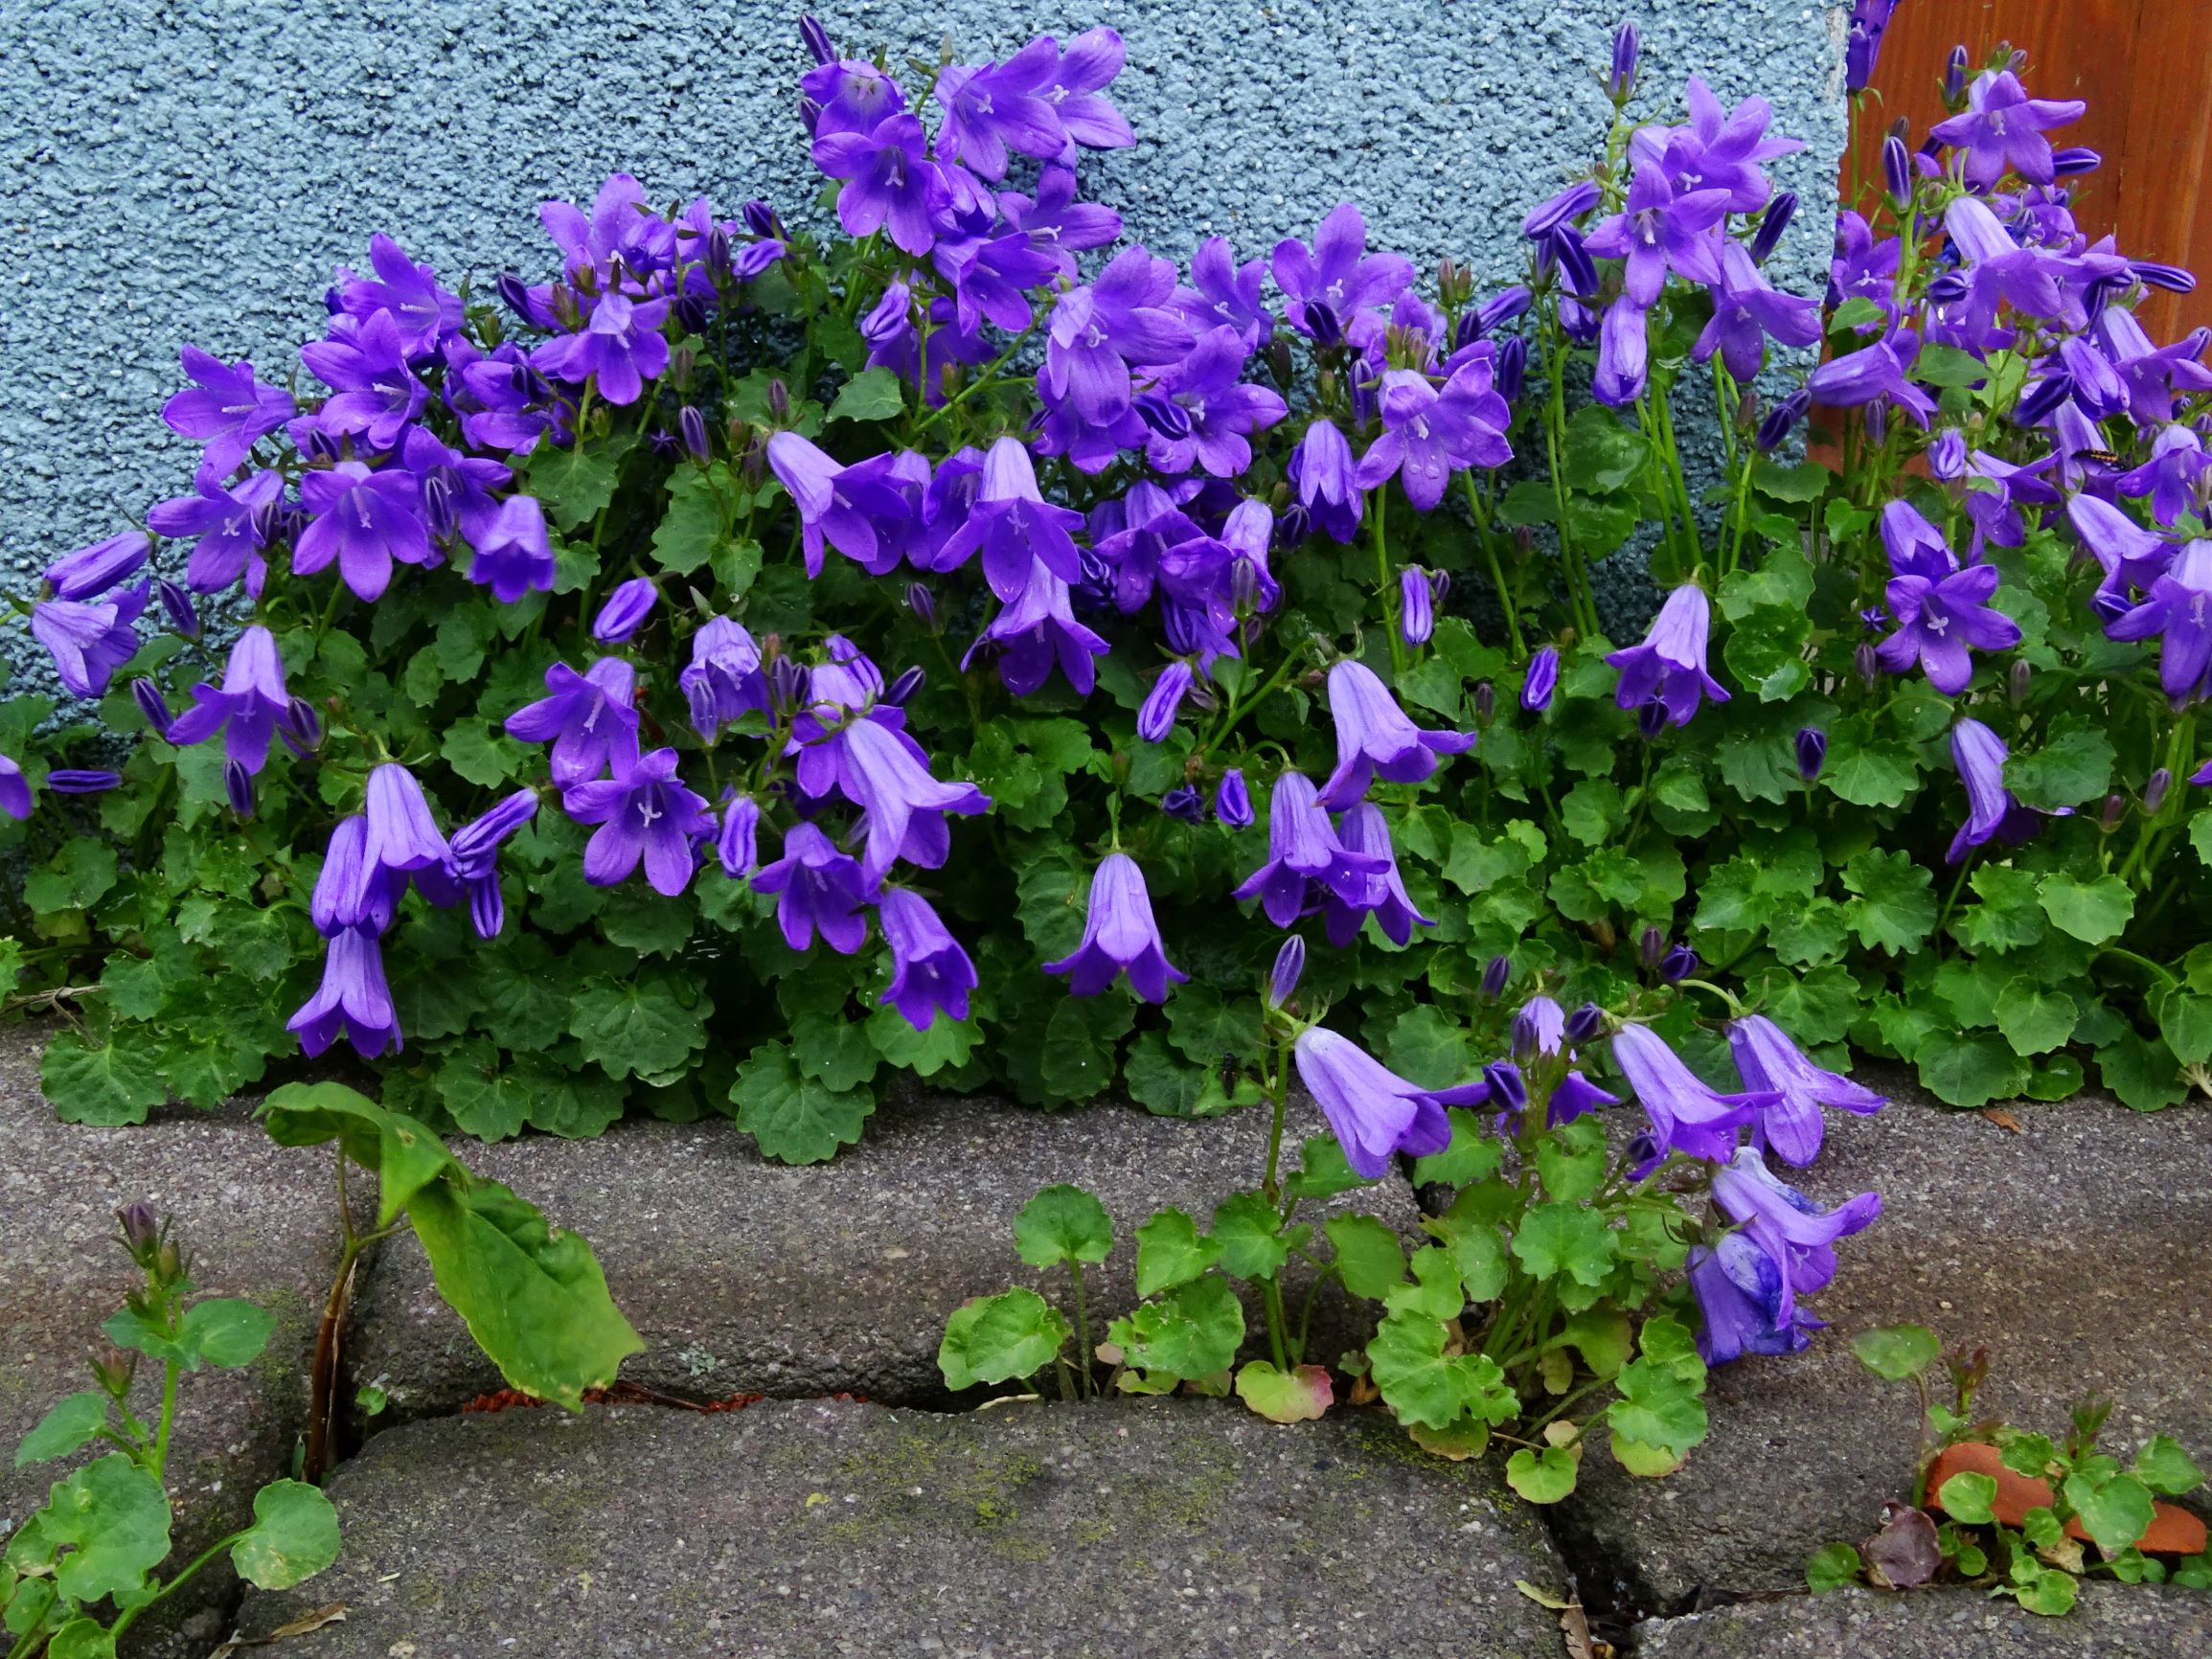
(1, 1024), (343, 1655)
(1554, 1069), (2212, 1613)
(1626, 1583), (2212, 1656)
(345, 1089), (1423, 1422)
(239, 1395), (1568, 1659)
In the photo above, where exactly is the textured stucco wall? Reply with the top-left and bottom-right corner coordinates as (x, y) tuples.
(0, 0), (1847, 689)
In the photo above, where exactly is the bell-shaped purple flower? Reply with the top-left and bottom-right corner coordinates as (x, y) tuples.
(504, 658), (642, 787)
(44, 532), (149, 602)
(1610, 1022), (1771, 1166)
(164, 625), (291, 776)
(961, 558), (1109, 697)
(1137, 662), (1193, 742)
(830, 716), (991, 886)
(294, 462), (431, 602)
(1215, 767), (1254, 829)
(149, 467), (287, 597)
(811, 112), (946, 256)
(1727, 1013), (1885, 1167)
(1521, 646), (1560, 713)
(1044, 852), (1187, 1003)
(1583, 162), (1730, 306)
(1512, 994), (1567, 1060)
(1316, 660), (1475, 807)
(1593, 300), (1650, 407)
(1874, 562), (2020, 694)
(1688, 1233), (1819, 1364)
(2106, 537), (2212, 705)
(1946, 716), (2069, 862)
(1288, 419), (1363, 544)
(1232, 771), (1389, 926)
(532, 291), (671, 406)
(1929, 69), (2085, 189)
(1351, 363), (1513, 511)
(718, 790), (761, 879)
(1324, 801), (1437, 946)
(932, 35), (1064, 180)
(878, 888), (979, 1031)
(1606, 585), (1730, 727)
(362, 762), (451, 902)
(560, 747), (712, 898)
(467, 494), (557, 603)
(1711, 1145), (1880, 1326)
(288, 924), (401, 1060)
(310, 816), (393, 937)
(32, 583), (147, 699)
(752, 821), (873, 953)
(935, 437), (1085, 601)
(680, 617), (772, 739)
(1272, 204), (1415, 341)
(592, 578), (658, 644)
(163, 346), (296, 476)
(1291, 1027), (1462, 1179)
(0, 754), (31, 821)
(446, 789), (539, 941)
(299, 311), (427, 450)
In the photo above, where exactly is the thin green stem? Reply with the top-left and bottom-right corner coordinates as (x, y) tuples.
(108, 1528), (252, 1642)
(1262, 1277), (1291, 1371)
(1371, 487), (1405, 675)
(1070, 1261), (1092, 1400)
(1461, 470), (1526, 655)
(1261, 1057), (1290, 1204)
(910, 321), (1037, 440)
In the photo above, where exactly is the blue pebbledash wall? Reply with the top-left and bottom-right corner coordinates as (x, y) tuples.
(0, 0), (1848, 688)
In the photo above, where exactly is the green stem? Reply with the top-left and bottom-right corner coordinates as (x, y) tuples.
(107, 1529), (252, 1642)
(1070, 1261), (1092, 1401)
(1261, 1058), (1290, 1204)
(1460, 470), (1527, 655)
(1262, 1277), (1290, 1371)
(151, 1358), (179, 1483)
(1933, 851), (1977, 943)
(1542, 330), (1595, 638)
(1372, 487), (1405, 675)
(910, 321), (1037, 440)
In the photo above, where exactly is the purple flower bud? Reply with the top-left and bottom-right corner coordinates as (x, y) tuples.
(1551, 226), (1599, 300)
(131, 678), (173, 735)
(1927, 427), (1968, 479)
(1638, 702), (1668, 739)
(2147, 768), (2173, 814)
(1638, 926), (1666, 969)
(1942, 45), (1969, 103)
(1521, 647), (1559, 713)
(1138, 662), (1194, 742)
(156, 579), (201, 640)
(767, 378), (790, 421)
(1429, 570), (1452, 605)
(1496, 335), (1528, 400)
(494, 270), (534, 320)
(1882, 135), (1912, 207)
(706, 226), (734, 281)
(1755, 387), (1812, 451)
(1136, 392), (1193, 441)
(1608, 22), (1639, 101)
(1452, 307), (1483, 351)
(1565, 1001), (1604, 1044)
(1159, 784), (1205, 823)
(1748, 191), (1797, 264)
(1400, 567), (1434, 647)
(1795, 727), (1827, 782)
(1523, 180), (1601, 240)
(1844, 22), (1877, 93)
(673, 293), (712, 336)
(1230, 556), (1261, 611)
(48, 769), (122, 793)
(45, 531), (150, 602)
(2051, 147), (2101, 177)
(1486, 1058), (1530, 1113)
(769, 653), (805, 710)
(1855, 642), (1880, 685)
(2132, 261), (2198, 295)
(798, 13), (834, 64)
(592, 578), (658, 644)
(1925, 268), (1970, 305)
(1661, 943), (1699, 983)
(1215, 767), (1254, 829)
(1267, 935), (1307, 1010)
(1302, 300), (1342, 346)
(680, 405), (710, 462)
(2100, 792), (2127, 830)
(906, 581), (939, 632)
(223, 758), (254, 818)
(743, 199), (779, 239)
(1267, 336), (1294, 385)
(2009, 659), (2032, 703)
(1475, 285), (1533, 335)
(798, 94), (826, 133)
(118, 1202), (161, 1264)
(1473, 681), (1495, 721)
(2013, 372), (2076, 427)
(1481, 954), (1512, 998)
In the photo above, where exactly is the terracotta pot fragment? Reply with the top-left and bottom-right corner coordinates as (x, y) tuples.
(1926, 1441), (2209, 1556)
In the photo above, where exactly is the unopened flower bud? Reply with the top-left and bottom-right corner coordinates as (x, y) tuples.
(1481, 954), (1512, 998)
(679, 405), (710, 462)
(799, 13), (834, 64)
(1136, 391), (1193, 440)
(1399, 567), (1434, 646)
(157, 579), (201, 640)
(1485, 1058), (1529, 1112)
(1216, 768), (1254, 829)
(1521, 646), (1559, 713)
(1230, 556), (1261, 610)
(281, 696), (323, 754)
(767, 378), (790, 421)
(883, 666), (925, 707)
(2051, 147), (2101, 177)
(1749, 191), (1797, 264)
(422, 473), (458, 538)
(1756, 387), (1811, 451)
(1267, 936), (1307, 1010)
(2009, 659), (2032, 703)
(131, 678), (172, 736)
(1607, 22), (1639, 102)
(2013, 372), (2076, 427)
(906, 581), (939, 632)
(1266, 335), (1294, 385)
(224, 758), (255, 820)
(117, 1202), (161, 1265)
(1159, 784), (1205, 823)
(705, 225), (735, 282)
(1565, 1002), (1604, 1044)
(1495, 335), (1528, 400)
(1661, 943), (1699, 983)
(1638, 926), (1666, 969)
(2146, 768), (2173, 814)
(1429, 569), (1451, 606)
(673, 293), (712, 335)
(1795, 727), (1827, 782)
(2100, 792), (2127, 830)
(1473, 680), (1494, 722)
(495, 270), (534, 319)
(742, 199), (779, 239)
(769, 654), (805, 709)
(1855, 642), (1881, 686)
(1942, 45), (1969, 104)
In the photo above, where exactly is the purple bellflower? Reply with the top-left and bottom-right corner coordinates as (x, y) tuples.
(1582, 162), (1729, 306)
(1044, 851), (1187, 1003)
(1946, 716), (2070, 861)
(1232, 770), (1389, 926)
(1399, 567), (1434, 647)
(1138, 661), (1194, 741)
(445, 788), (538, 940)
(1325, 802), (1436, 946)
(1694, 242), (1821, 380)
(936, 437), (1086, 600)
(534, 291), (671, 406)
(1726, 1014), (1885, 1167)
(561, 747), (712, 898)
(1290, 1027), (1463, 1179)
(1351, 363), (1513, 511)
(1610, 1022), (1770, 1165)
(504, 657), (643, 787)
(1522, 646), (1560, 712)
(1929, 70), (2086, 188)
(1874, 561), (2020, 694)
(1711, 1146), (1880, 1325)
(878, 887), (979, 1030)
(680, 617), (771, 739)
(148, 468), (285, 596)
(1216, 767), (1254, 829)
(1288, 419), (1363, 544)
(294, 462), (431, 602)
(2106, 538), (2212, 705)
(1607, 584), (1730, 726)
(32, 583), (147, 699)
(2067, 492), (2175, 605)
(299, 310), (428, 450)
(1808, 337), (1937, 428)
(1271, 204), (1415, 342)
(330, 232), (463, 358)
(361, 762), (452, 904)
(1044, 27), (1134, 159)
(752, 821), (874, 953)
(0, 754), (30, 821)
(1042, 246), (1193, 427)
(823, 714), (990, 885)
(812, 113), (946, 255)
(962, 558), (1109, 696)
(44, 532), (149, 602)
(288, 925), (400, 1060)
(717, 791), (761, 879)
(163, 347), (295, 476)
(933, 35), (1064, 180)
(1316, 659), (1475, 807)
(592, 578), (659, 643)
(467, 493), (557, 603)
(164, 625), (292, 776)
(1594, 299), (1650, 406)
(1688, 1232), (1819, 1363)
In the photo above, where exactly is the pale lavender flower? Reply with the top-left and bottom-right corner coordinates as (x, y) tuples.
(1727, 1014), (1885, 1167)
(878, 888), (978, 1030)
(1606, 584), (1730, 726)
(1316, 659), (1475, 807)
(561, 747), (712, 898)
(1610, 1022), (1768, 1165)
(1232, 771), (1387, 926)
(1044, 852), (1187, 1003)
(1290, 1027), (1464, 1179)
(1711, 1145), (1880, 1325)
(504, 658), (642, 787)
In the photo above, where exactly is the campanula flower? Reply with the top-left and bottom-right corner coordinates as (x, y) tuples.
(1290, 1027), (1464, 1179)
(1042, 246), (1193, 426)
(561, 747), (712, 898)
(1807, 337), (1937, 428)
(1143, 326), (1287, 478)
(2116, 425), (2211, 528)
(329, 232), (464, 358)
(43, 532), (149, 602)
(811, 111), (948, 254)
(1688, 1232), (1817, 1363)
(753, 822), (873, 953)
(299, 311), (428, 450)
(935, 436), (1086, 601)
(1878, 499), (1956, 583)
(310, 816), (393, 937)
(1521, 646), (1560, 712)
(1946, 716), (2070, 861)
(446, 789), (539, 940)
(466, 493), (557, 603)
(1511, 994), (1566, 1061)
(1874, 563), (2021, 694)
(1607, 584), (1729, 727)
(357, 762), (451, 914)
(504, 657), (642, 787)
(2106, 538), (2212, 704)
(1930, 69), (2086, 188)
(1176, 234), (1271, 348)
(825, 715), (990, 885)
(800, 58), (905, 138)
(717, 791), (761, 879)
(163, 346), (296, 476)
(1324, 801), (1435, 946)
(1711, 1146), (1881, 1324)
(1138, 661), (1194, 741)
(1215, 767), (1254, 829)
(0, 755), (30, 821)
(1634, 76), (1804, 211)
(1316, 659), (1475, 807)
(1352, 362), (1513, 511)
(147, 467), (284, 598)
(592, 578), (658, 643)
(288, 925), (400, 1059)
(1610, 1022), (1768, 1165)
(1399, 568), (1435, 647)
(2096, 307), (2212, 425)
(1522, 181), (1600, 240)
(1288, 419), (1363, 544)
(765, 431), (909, 579)
(1272, 204), (1414, 342)
(878, 888), (978, 1030)
(961, 558), (1109, 696)
(1694, 242), (1821, 381)
(679, 617), (771, 739)
(32, 583), (147, 699)
(293, 461), (431, 602)
(1233, 771), (1388, 926)
(2066, 491), (2174, 604)
(1582, 162), (1729, 306)
(1593, 300), (1649, 406)
(1044, 26), (1134, 158)
(1727, 1014), (1885, 1167)
(533, 290), (671, 406)
(164, 625), (292, 776)
(997, 165), (1123, 279)
(1044, 851), (1187, 1002)
(933, 35), (1064, 179)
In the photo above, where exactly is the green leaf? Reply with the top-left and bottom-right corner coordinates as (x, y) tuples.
(2011, 1566), (2079, 1616)
(230, 1479), (341, 1591)
(649, 468), (724, 576)
(1366, 1309), (1516, 1431)
(1995, 977), (2077, 1057)
(178, 1298), (276, 1369)
(2192, 808), (2212, 870)
(1849, 1324), (1940, 1381)
(1560, 777), (1626, 847)
(1384, 1244), (1467, 1320)
(826, 366), (906, 423)
(1409, 1108), (1502, 1189)
(1505, 1445), (1581, 1505)
(40, 1031), (166, 1126)
(1953, 863), (2047, 952)
(1324, 1215), (1406, 1301)
(2040, 873), (2134, 945)
(1211, 1192), (1291, 1281)
(262, 1081), (457, 1228)
(1608, 1317), (1708, 1456)
(729, 1046), (874, 1164)
(1446, 1225), (1509, 1304)
(1751, 457), (1831, 503)
(1842, 849), (1936, 954)
(2154, 987), (2212, 1066)
(1806, 1541), (1863, 1593)
(25, 836), (120, 914)
(1916, 1029), (2030, 1108)
(32, 1453), (171, 1604)
(1108, 1275), (1244, 1381)
(46, 1622), (116, 1659)
(1534, 1118), (1608, 1204)
(1039, 993), (1133, 1101)
(1164, 983), (1264, 1066)
(1383, 1005), (1474, 1090)
(1721, 603), (1813, 701)
(2005, 726), (2115, 810)
(407, 1169), (644, 1411)
(2132, 1435), (2203, 1496)
(1510, 1202), (1615, 1287)
(1560, 404), (1651, 492)
(567, 972), (709, 1080)
(1937, 1469), (1998, 1526)
(1824, 733), (1920, 808)
(1285, 1135), (1372, 1201)
(789, 1009), (879, 1093)
(526, 430), (637, 531)
(1234, 1360), (1333, 1423)
(2064, 1467), (2156, 1555)
(1134, 1209), (1220, 1297)
(2094, 1033), (2189, 1111)
(1561, 1307), (1633, 1378)
(939, 1289), (1069, 1391)
(1013, 1185), (1113, 1270)
(14, 1393), (108, 1467)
